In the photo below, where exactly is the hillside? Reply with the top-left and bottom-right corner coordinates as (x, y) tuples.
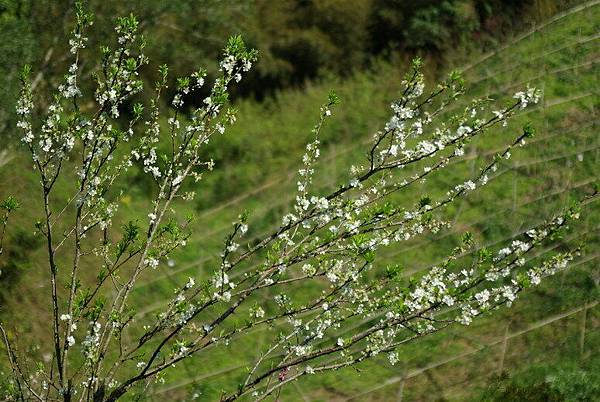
(0, 1), (598, 401)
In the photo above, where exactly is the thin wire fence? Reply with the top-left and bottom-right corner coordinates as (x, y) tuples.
(135, 120), (599, 292)
(151, 255), (598, 396)
(344, 298), (599, 401)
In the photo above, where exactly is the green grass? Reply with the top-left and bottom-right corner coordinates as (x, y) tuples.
(0, 2), (598, 401)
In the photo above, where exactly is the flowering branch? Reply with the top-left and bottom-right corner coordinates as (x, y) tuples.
(1, 4), (594, 402)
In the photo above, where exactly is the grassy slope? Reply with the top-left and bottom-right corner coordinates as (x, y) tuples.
(148, 3), (600, 400)
(0, 2), (598, 401)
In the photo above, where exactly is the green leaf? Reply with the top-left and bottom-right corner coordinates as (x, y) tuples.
(327, 90), (341, 106)
(1, 196), (19, 212)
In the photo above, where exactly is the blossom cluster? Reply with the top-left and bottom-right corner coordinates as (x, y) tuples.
(4, 4), (590, 402)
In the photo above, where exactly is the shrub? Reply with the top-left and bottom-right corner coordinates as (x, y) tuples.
(0, 3), (595, 401)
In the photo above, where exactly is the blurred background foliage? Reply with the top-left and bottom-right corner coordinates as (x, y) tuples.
(0, 0), (584, 133)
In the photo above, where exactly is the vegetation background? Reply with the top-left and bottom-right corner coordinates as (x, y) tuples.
(0, 0), (598, 400)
